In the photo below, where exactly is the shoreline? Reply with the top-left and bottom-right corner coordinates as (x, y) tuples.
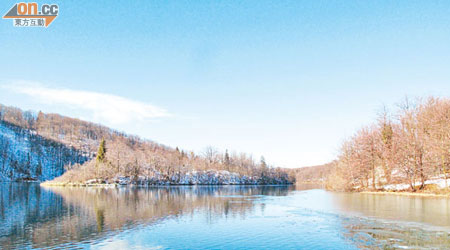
(40, 182), (293, 188)
(360, 190), (450, 198)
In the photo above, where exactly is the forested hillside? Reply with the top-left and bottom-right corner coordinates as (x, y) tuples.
(0, 121), (87, 181)
(0, 104), (293, 184)
(328, 97), (450, 192)
(294, 162), (335, 184)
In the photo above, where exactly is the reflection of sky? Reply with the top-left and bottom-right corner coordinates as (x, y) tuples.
(93, 239), (163, 250)
(3, 185), (450, 249)
(89, 189), (357, 250)
(90, 189), (450, 249)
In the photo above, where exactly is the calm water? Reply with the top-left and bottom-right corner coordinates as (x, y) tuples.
(1, 184), (450, 249)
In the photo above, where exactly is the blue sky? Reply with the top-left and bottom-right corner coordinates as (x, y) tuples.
(1, 1), (450, 168)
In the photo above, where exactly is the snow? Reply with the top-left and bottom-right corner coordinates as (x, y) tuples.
(92, 170), (290, 186)
(383, 176), (450, 191)
(0, 122), (88, 181)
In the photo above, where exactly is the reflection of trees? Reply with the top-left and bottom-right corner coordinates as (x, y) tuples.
(330, 193), (450, 249)
(294, 183), (324, 191)
(95, 206), (105, 232)
(0, 183), (66, 250)
(0, 185), (290, 249)
(48, 186), (291, 230)
(331, 193), (450, 227)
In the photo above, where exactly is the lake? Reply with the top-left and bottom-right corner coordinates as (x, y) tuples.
(1, 183), (450, 249)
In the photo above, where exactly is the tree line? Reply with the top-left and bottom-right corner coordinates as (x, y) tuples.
(0, 104), (293, 184)
(328, 97), (450, 191)
(57, 136), (292, 184)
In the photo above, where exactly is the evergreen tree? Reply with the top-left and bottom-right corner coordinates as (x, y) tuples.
(96, 139), (106, 163)
(260, 156), (267, 169)
(224, 150), (231, 165)
(260, 156), (268, 178)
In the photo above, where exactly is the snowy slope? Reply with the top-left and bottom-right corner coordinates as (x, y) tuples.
(0, 122), (88, 181)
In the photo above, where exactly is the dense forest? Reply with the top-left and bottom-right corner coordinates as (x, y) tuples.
(327, 97), (450, 192)
(0, 104), (293, 185)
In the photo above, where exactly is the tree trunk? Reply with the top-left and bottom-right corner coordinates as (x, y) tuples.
(442, 155), (448, 189)
(371, 157), (376, 190)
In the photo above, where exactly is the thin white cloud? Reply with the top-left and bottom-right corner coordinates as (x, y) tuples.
(2, 81), (171, 125)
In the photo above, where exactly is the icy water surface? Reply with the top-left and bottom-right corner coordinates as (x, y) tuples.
(1, 183), (450, 249)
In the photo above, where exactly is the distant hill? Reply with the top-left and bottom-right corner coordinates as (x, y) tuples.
(0, 104), (293, 184)
(293, 162), (335, 184)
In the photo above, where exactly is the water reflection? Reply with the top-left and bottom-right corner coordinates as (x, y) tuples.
(48, 185), (291, 231)
(0, 184), (292, 249)
(331, 192), (450, 228)
(342, 220), (450, 249)
(329, 192), (450, 249)
(0, 183), (67, 249)
(1, 184), (450, 249)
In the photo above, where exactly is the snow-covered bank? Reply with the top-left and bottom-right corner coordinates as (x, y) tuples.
(43, 170), (292, 186)
(361, 191), (450, 197)
(383, 176), (450, 191)
(351, 176), (450, 197)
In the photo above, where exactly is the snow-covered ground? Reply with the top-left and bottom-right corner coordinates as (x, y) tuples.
(383, 175), (450, 191)
(81, 170), (291, 186)
(0, 122), (88, 181)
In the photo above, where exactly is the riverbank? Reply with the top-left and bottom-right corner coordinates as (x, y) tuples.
(42, 171), (293, 187)
(358, 181), (450, 197)
(326, 176), (450, 197)
(40, 181), (293, 187)
(360, 190), (450, 198)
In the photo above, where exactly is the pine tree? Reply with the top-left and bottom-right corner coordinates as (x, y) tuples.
(260, 156), (267, 169)
(96, 139), (106, 163)
(224, 150), (231, 166)
(260, 156), (268, 178)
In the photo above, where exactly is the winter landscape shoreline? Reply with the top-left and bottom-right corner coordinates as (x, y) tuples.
(40, 182), (293, 187)
(360, 190), (450, 198)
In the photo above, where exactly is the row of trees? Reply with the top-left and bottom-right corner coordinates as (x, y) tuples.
(0, 104), (293, 183)
(0, 104), (127, 155)
(60, 135), (291, 184)
(329, 97), (450, 191)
